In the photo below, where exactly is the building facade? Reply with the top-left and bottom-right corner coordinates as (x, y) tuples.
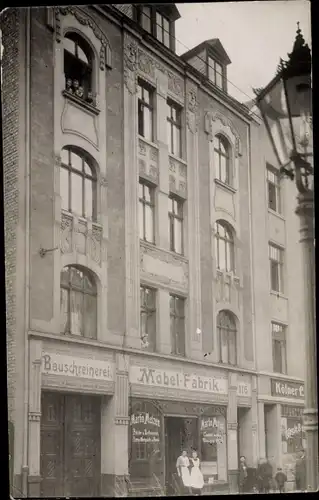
(1, 4), (306, 497)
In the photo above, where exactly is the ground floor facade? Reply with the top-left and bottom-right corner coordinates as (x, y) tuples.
(9, 334), (305, 497)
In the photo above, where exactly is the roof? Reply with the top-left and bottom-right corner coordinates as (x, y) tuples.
(181, 38), (231, 65)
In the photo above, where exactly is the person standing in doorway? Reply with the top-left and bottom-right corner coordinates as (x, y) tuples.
(295, 450), (306, 491)
(275, 467), (287, 493)
(239, 456), (248, 494)
(176, 450), (191, 494)
(257, 458), (273, 493)
(189, 449), (204, 496)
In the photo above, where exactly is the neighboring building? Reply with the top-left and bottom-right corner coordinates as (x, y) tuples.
(1, 4), (305, 498)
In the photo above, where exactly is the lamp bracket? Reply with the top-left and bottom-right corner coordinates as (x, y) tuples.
(39, 246), (59, 258)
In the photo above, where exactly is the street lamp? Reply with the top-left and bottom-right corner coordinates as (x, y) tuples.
(254, 24), (317, 492)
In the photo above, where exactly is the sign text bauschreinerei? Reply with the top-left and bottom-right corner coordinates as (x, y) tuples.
(271, 379), (304, 399)
(129, 366), (228, 395)
(42, 352), (114, 381)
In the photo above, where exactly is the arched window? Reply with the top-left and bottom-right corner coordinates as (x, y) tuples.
(214, 135), (231, 185)
(217, 310), (237, 365)
(60, 147), (97, 220)
(214, 221), (234, 272)
(64, 32), (93, 102)
(60, 265), (97, 338)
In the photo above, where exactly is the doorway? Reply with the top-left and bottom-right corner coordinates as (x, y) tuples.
(165, 416), (198, 495)
(237, 407), (250, 463)
(40, 391), (101, 497)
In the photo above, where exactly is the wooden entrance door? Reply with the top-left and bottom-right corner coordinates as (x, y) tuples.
(41, 392), (101, 498)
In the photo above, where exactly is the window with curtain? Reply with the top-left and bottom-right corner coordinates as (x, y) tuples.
(167, 99), (182, 158)
(272, 322), (287, 374)
(139, 180), (155, 243)
(169, 195), (184, 254)
(170, 295), (185, 356)
(64, 32), (93, 101)
(60, 147), (96, 220)
(269, 243), (284, 293)
(217, 310), (237, 365)
(214, 221), (234, 272)
(214, 135), (231, 185)
(60, 266), (97, 338)
(140, 286), (156, 350)
(138, 80), (154, 142)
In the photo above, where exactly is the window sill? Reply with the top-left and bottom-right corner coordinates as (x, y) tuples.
(215, 268), (241, 285)
(61, 210), (102, 228)
(268, 208), (285, 221)
(138, 135), (159, 150)
(214, 178), (236, 194)
(270, 290), (288, 301)
(62, 90), (100, 116)
(169, 152), (187, 166)
(140, 239), (189, 263)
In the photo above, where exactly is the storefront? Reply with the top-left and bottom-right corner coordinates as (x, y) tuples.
(128, 358), (231, 495)
(27, 337), (116, 497)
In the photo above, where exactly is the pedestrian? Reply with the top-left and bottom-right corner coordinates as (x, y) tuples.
(239, 455), (248, 494)
(189, 449), (204, 495)
(257, 458), (273, 493)
(176, 450), (192, 495)
(295, 449), (306, 491)
(275, 467), (287, 493)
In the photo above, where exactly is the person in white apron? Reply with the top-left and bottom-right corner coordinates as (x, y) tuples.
(176, 450), (191, 490)
(189, 450), (204, 495)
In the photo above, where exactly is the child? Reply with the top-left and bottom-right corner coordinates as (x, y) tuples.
(275, 467), (287, 493)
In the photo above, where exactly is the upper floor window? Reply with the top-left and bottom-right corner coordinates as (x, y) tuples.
(217, 310), (237, 365)
(156, 12), (170, 48)
(137, 5), (152, 33)
(139, 180), (155, 244)
(60, 265), (97, 339)
(167, 100), (182, 158)
(170, 294), (185, 356)
(169, 195), (184, 255)
(138, 80), (154, 142)
(269, 243), (284, 293)
(214, 135), (231, 185)
(272, 322), (287, 374)
(140, 286), (156, 350)
(64, 32), (94, 103)
(214, 221), (235, 273)
(208, 56), (223, 89)
(60, 147), (96, 220)
(267, 166), (282, 214)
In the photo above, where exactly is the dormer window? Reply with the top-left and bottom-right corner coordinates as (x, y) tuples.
(208, 56), (223, 89)
(137, 5), (151, 33)
(156, 12), (170, 48)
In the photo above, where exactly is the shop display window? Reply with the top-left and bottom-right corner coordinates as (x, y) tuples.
(281, 406), (306, 454)
(200, 412), (227, 482)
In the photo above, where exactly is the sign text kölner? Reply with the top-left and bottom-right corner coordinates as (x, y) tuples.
(271, 379), (304, 399)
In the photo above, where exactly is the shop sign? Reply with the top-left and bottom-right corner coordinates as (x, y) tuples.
(41, 352), (114, 381)
(237, 381), (251, 397)
(281, 405), (304, 418)
(281, 419), (304, 441)
(200, 416), (225, 445)
(130, 412), (161, 444)
(271, 379), (304, 399)
(129, 365), (228, 395)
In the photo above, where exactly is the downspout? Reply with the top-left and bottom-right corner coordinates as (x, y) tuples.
(22, 6), (31, 496)
(247, 120), (259, 465)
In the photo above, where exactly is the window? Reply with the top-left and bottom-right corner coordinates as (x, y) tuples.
(214, 135), (231, 185)
(208, 56), (223, 89)
(217, 311), (237, 365)
(138, 81), (154, 142)
(137, 5), (152, 33)
(139, 180), (155, 243)
(167, 100), (182, 157)
(214, 221), (234, 272)
(140, 286), (156, 350)
(60, 147), (96, 220)
(269, 243), (284, 293)
(64, 32), (93, 102)
(170, 295), (185, 356)
(169, 195), (183, 254)
(156, 11), (170, 48)
(272, 322), (287, 374)
(60, 266), (97, 338)
(267, 166), (282, 213)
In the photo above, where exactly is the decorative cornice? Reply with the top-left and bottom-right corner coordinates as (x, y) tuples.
(211, 111), (242, 157)
(54, 6), (112, 70)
